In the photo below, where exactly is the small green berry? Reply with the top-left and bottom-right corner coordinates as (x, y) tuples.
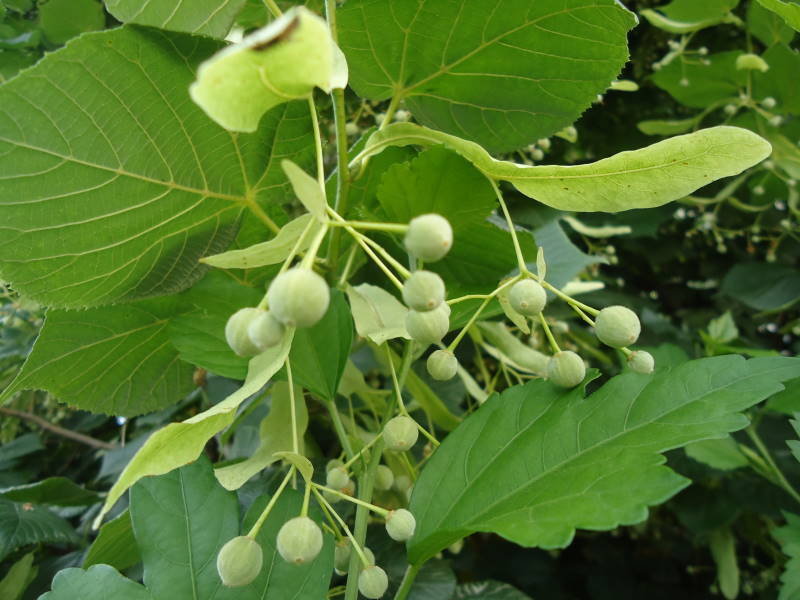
(509, 279), (547, 316)
(247, 310), (285, 351)
(225, 308), (263, 357)
(405, 302), (450, 345)
(594, 305), (641, 348)
(267, 268), (330, 328)
(426, 349), (458, 381)
(546, 351), (586, 388)
(394, 474), (412, 493)
(216, 536), (263, 587)
(358, 565), (389, 599)
(276, 516), (323, 565)
(402, 270), (445, 312)
(403, 214), (453, 262)
(628, 350), (655, 374)
(374, 465), (394, 491)
(326, 466), (350, 490)
(385, 508), (416, 542)
(383, 415), (419, 452)
(334, 542), (374, 574)
(736, 53), (769, 72)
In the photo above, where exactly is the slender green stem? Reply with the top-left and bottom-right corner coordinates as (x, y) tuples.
(287, 360), (299, 454)
(301, 477), (312, 516)
(341, 432), (383, 470)
(338, 243), (358, 287)
(746, 426), (800, 505)
(263, 0), (282, 18)
(538, 313), (561, 353)
(381, 95), (401, 128)
(416, 422), (440, 447)
(540, 280), (600, 316)
(308, 97), (326, 186)
(301, 222), (330, 269)
(393, 563), (422, 600)
(359, 234), (412, 278)
(491, 179), (528, 275)
(329, 220), (409, 233)
(326, 400), (355, 460)
(386, 345), (409, 415)
(312, 482), (390, 516)
(447, 276), (520, 352)
(312, 488), (371, 566)
(247, 466), (295, 537)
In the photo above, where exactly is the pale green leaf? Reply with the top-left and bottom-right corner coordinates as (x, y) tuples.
(104, 0), (247, 38)
(83, 510), (140, 572)
(190, 7), (334, 132)
(497, 283), (530, 335)
(477, 321), (547, 376)
(0, 27), (312, 308)
(345, 283), (410, 345)
(0, 552), (34, 600)
(95, 328), (294, 526)
(708, 311), (739, 344)
(273, 451), (314, 481)
(0, 498), (81, 561)
(214, 382), (307, 490)
(408, 355), (800, 564)
(39, 565), (151, 600)
(358, 122), (772, 213)
(774, 513), (800, 600)
(338, 0), (636, 152)
(130, 456), (239, 600)
(0, 298), (193, 416)
(641, 0), (740, 33)
(201, 214), (321, 269)
(281, 159), (327, 220)
(685, 436), (749, 470)
(757, 0), (800, 31)
(536, 247), (546, 282)
(710, 526), (740, 600)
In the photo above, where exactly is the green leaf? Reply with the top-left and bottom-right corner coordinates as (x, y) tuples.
(239, 488), (335, 600)
(454, 581), (533, 599)
(359, 122), (772, 213)
(774, 513), (800, 600)
(83, 510), (141, 573)
(0, 297), (193, 416)
(0, 498), (81, 561)
(282, 160), (327, 220)
(747, 1), (796, 46)
(722, 263), (800, 311)
(169, 272), (262, 380)
(40, 565), (151, 600)
(0, 552), (35, 600)
(95, 327), (294, 526)
(214, 382), (307, 490)
(756, 0), (800, 31)
(201, 214), (321, 269)
(790, 414), (800, 464)
(190, 7), (335, 132)
(753, 44), (800, 115)
(345, 283), (410, 345)
(477, 321), (548, 376)
(530, 219), (603, 290)
(130, 455), (238, 600)
(767, 378), (800, 415)
(684, 436), (749, 470)
(338, 0), (636, 153)
(641, 0), (740, 33)
(0, 27), (312, 308)
(637, 117), (700, 136)
(709, 526), (740, 600)
(0, 477), (101, 506)
(104, 0), (247, 38)
(38, 0), (104, 44)
(286, 290), (352, 401)
(708, 311), (739, 344)
(407, 355), (800, 564)
(652, 51), (745, 108)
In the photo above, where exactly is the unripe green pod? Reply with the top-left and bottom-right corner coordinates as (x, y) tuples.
(276, 516), (323, 565)
(225, 308), (263, 357)
(216, 536), (263, 587)
(358, 565), (389, 599)
(383, 415), (419, 452)
(427, 349), (458, 381)
(385, 508), (416, 542)
(326, 466), (350, 490)
(267, 268), (330, 328)
(736, 53), (769, 72)
(628, 350), (655, 374)
(405, 303), (450, 345)
(509, 279), (547, 316)
(402, 271), (445, 312)
(403, 214), (453, 262)
(374, 465), (394, 491)
(546, 351), (586, 388)
(247, 310), (285, 351)
(594, 305), (641, 348)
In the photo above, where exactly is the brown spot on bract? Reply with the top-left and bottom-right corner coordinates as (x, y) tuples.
(23, 502), (34, 511)
(251, 16), (300, 51)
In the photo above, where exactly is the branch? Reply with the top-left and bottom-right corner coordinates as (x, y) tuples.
(0, 406), (117, 450)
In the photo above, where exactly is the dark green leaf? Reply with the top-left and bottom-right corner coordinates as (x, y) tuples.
(0, 552), (35, 600)
(767, 378), (800, 415)
(454, 581), (533, 599)
(38, 0), (104, 44)
(104, 0), (248, 38)
(83, 510), (141, 573)
(338, 0), (636, 152)
(39, 565), (150, 600)
(530, 219), (603, 291)
(408, 355), (800, 564)
(721, 263), (800, 311)
(651, 51), (745, 108)
(753, 44), (800, 115)
(0, 498), (81, 562)
(747, 1), (796, 46)
(0, 477), (100, 506)
(774, 512), (800, 600)
(641, 0), (739, 33)
(0, 297), (194, 416)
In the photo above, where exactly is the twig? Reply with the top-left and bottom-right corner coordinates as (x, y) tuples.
(0, 406), (117, 450)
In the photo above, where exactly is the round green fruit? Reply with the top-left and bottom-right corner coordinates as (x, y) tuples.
(402, 271), (445, 312)
(628, 350), (655, 374)
(334, 542), (374, 574)
(216, 536), (263, 587)
(267, 268), (330, 328)
(276, 516), (323, 565)
(383, 415), (419, 452)
(374, 465), (394, 491)
(247, 310), (285, 351)
(509, 279), (546, 316)
(405, 303), (450, 345)
(225, 308), (263, 357)
(326, 466), (350, 490)
(385, 508), (416, 542)
(546, 351), (586, 388)
(358, 565), (389, 599)
(403, 213), (453, 262)
(427, 349), (458, 381)
(594, 305), (641, 348)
